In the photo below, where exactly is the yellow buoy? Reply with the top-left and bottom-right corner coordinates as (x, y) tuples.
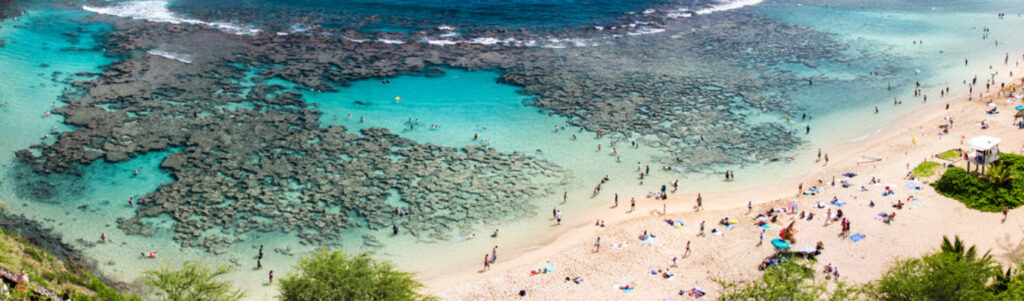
(395, 96), (402, 102)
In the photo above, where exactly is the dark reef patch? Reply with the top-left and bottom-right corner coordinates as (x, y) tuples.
(20, 8), (849, 252)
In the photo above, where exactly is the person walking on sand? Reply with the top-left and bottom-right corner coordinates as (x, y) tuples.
(1003, 206), (1009, 223)
(614, 193), (619, 207)
(699, 221), (706, 237)
(594, 237), (601, 253)
(684, 241), (692, 257)
(696, 193), (703, 211)
(759, 229), (765, 246)
(824, 154), (829, 165)
(269, 270), (274, 284)
(491, 246), (498, 263)
(630, 198), (636, 213)
(484, 254), (491, 270)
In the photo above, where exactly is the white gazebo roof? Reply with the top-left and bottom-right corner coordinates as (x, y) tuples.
(968, 136), (1001, 151)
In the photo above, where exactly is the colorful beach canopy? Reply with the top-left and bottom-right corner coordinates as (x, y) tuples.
(771, 238), (790, 249)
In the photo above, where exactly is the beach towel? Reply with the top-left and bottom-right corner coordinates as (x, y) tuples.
(905, 183), (921, 190)
(689, 286), (706, 298)
(545, 264), (555, 273)
(672, 220), (684, 228)
(801, 246), (817, 254)
(724, 224), (735, 230)
(850, 233), (865, 242)
(640, 236), (655, 244)
(843, 172), (857, 178)
(831, 200), (846, 207)
(759, 224), (771, 229)
(617, 285), (633, 293)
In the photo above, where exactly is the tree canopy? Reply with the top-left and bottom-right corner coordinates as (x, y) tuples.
(278, 249), (435, 301)
(141, 260), (244, 301)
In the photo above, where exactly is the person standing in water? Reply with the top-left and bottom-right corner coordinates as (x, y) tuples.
(269, 270), (274, 284)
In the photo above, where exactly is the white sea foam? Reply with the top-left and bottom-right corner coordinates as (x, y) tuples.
(377, 38), (405, 44)
(82, 0), (260, 35)
(439, 31), (459, 38)
(470, 37), (517, 45)
(694, 0), (764, 15)
(425, 39), (458, 46)
(627, 27), (666, 36)
(437, 25), (455, 31)
(147, 50), (193, 63)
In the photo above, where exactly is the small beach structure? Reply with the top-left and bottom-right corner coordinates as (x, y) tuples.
(967, 136), (1001, 173)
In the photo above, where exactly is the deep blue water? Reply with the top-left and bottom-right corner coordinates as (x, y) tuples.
(168, 0), (685, 32)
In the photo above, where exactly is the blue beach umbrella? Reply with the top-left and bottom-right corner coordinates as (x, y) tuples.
(1015, 105), (1024, 111)
(770, 238), (790, 249)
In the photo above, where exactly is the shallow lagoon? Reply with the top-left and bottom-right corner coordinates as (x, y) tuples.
(2, 1), (1024, 299)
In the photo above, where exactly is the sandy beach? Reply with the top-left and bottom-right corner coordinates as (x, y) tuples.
(429, 53), (1024, 299)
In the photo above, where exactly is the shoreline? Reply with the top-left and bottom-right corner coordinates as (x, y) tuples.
(0, 207), (142, 295)
(428, 51), (1024, 298)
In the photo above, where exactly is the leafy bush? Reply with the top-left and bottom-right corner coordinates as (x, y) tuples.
(142, 261), (244, 301)
(866, 236), (1024, 300)
(932, 153), (1024, 212)
(279, 249), (435, 301)
(718, 259), (862, 301)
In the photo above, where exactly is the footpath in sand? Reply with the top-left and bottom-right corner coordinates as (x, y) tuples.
(432, 56), (1024, 299)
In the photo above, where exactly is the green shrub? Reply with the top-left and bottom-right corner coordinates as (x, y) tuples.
(142, 261), (244, 301)
(279, 249), (435, 301)
(933, 153), (1024, 212)
(868, 236), (1000, 300)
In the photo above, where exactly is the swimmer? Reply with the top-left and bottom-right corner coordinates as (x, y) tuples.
(465, 233), (476, 239)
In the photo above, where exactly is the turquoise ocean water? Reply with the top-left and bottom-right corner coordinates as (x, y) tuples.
(2, 0), (1024, 298)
